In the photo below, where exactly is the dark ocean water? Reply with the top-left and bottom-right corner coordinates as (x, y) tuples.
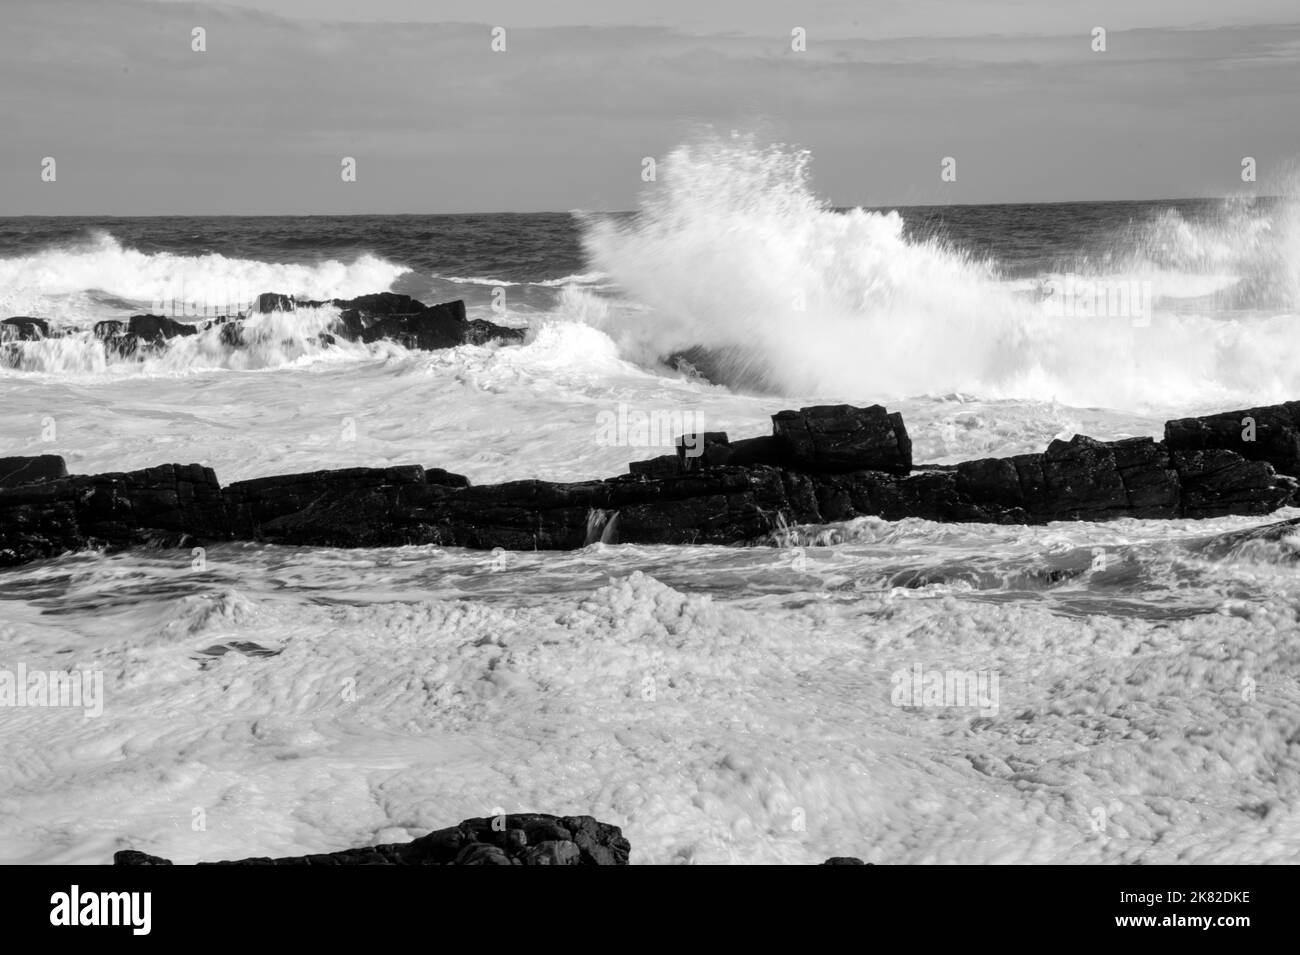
(1, 196), (1284, 319)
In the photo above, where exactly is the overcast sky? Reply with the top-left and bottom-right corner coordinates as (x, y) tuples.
(3, 0), (1298, 214)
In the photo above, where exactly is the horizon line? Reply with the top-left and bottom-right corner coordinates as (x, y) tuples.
(1, 195), (1283, 218)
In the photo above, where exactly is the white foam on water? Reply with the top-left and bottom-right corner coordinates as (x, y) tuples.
(2, 518), (1298, 865)
(0, 231), (408, 322)
(581, 134), (1300, 410)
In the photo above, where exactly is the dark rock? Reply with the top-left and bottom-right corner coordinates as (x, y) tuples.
(0, 480), (84, 567)
(12, 292), (525, 366)
(97, 314), (198, 357)
(628, 454), (681, 479)
(425, 468), (471, 488)
(465, 319), (525, 346)
(1037, 435), (1128, 519)
(0, 454), (68, 488)
(331, 292), (427, 317)
(218, 322), (245, 348)
(0, 317), (49, 341)
(1106, 437), (1180, 517)
(1166, 402), (1300, 479)
(522, 840), (582, 865)
(714, 435), (787, 468)
(772, 405), (911, 475)
(7, 401), (1300, 570)
(331, 295), (522, 351)
(72, 464), (228, 548)
(956, 456), (1024, 511)
(127, 314), (199, 342)
(822, 857), (869, 865)
(1173, 449), (1297, 518)
(112, 850), (172, 865)
(873, 469), (1019, 523)
(454, 843), (513, 865)
(611, 466), (792, 545)
(257, 293), (295, 313)
(561, 814), (632, 866)
(677, 431), (730, 473)
(114, 813), (630, 866)
(628, 432), (735, 477)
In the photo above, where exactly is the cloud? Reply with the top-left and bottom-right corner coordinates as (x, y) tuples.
(2, 0), (1298, 212)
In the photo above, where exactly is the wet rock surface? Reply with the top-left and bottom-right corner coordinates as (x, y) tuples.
(3, 291), (522, 366)
(114, 813), (631, 866)
(4, 402), (1300, 568)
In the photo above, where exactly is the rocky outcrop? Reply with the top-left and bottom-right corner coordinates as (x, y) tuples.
(114, 813), (631, 866)
(0, 463), (227, 566)
(327, 293), (523, 350)
(3, 402), (1300, 568)
(0, 454), (67, 488)
(2, 292), (523, 366)
(1165, 402), (1300, 483)
(773, 404), (911, 475)
(95, 314), (199, 357)
(0, 317), (49, 341)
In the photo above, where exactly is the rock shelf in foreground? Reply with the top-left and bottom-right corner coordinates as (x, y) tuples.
(3, 398), (1299, 568)
(115, 814), (632, 866)
(112, 813), (868, 864)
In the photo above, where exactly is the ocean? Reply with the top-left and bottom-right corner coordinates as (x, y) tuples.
(2, 141), (1299, 864)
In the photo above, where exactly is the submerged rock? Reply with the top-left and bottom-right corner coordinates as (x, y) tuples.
(96, 314), (199, 357)
(0, 317), (49, 341)
(5, 291), (523, 367)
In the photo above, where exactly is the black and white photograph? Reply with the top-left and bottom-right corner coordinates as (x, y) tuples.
(0, 0), (1295, 922)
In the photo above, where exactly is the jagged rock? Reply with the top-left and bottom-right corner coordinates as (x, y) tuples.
(113, 813), (630, 866)
(71, 464), (227, 547)
(0, 461), (226, 566)
(0, 317), (48, 341)
(113, 850), (172, 866)
(0, 479), (83, 567)
(218, 321), (245, 348)
(677, 431), (730, 473)
(772, 404), (911, 475)
(331, 294), (523, 350)
(1172, 449), (1297, 518)
(257, 292), (295, 313)
(955, 456), (1027, 513)
(711, 435), (787, 468)
(627, 432), (734, 478)
(5, 403), (1300, 569)
(0, 454), (67, 488)
(1036, 435), (1128, 519)
(1107, 436), (1181, 517)
(1166, 402), (1300, 479)
(97, 314), (199, 357)
(628, 454), (681, 479)
(11, 293), (523, 366)
(522, 840), (582, 865)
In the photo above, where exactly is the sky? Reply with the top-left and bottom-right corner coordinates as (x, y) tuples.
(2, 0), (1298, 214)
